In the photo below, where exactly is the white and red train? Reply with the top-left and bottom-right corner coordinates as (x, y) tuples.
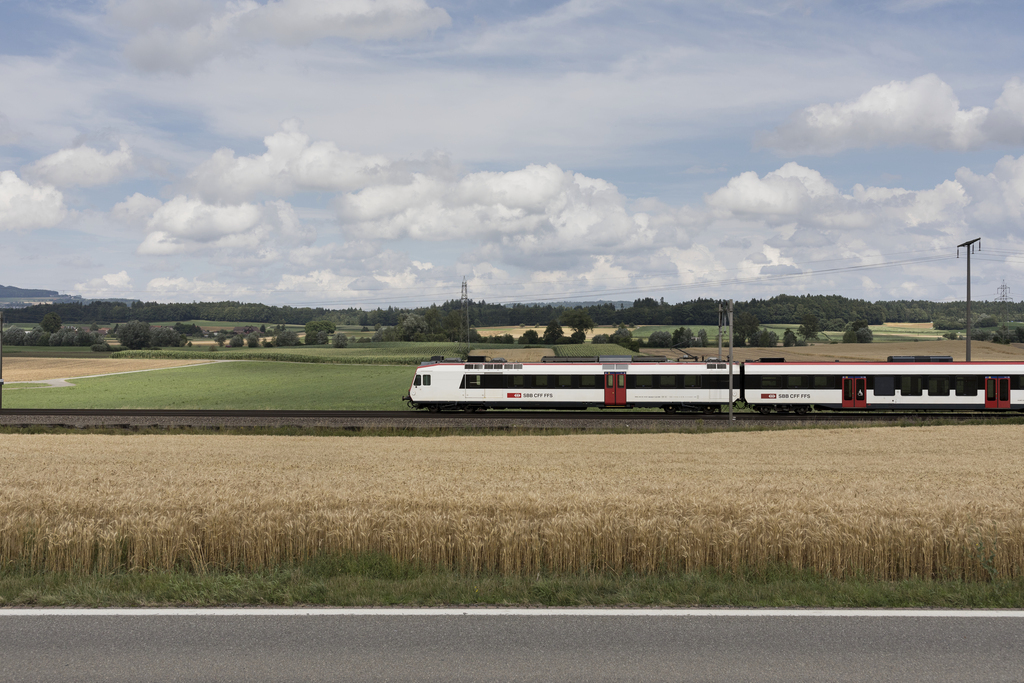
(404, 355), (1024, 414)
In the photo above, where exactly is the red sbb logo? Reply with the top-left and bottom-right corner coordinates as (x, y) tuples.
(507, 393), (522, 398)
(761, 393), (777, 399)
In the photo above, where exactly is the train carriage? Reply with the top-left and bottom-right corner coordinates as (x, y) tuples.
(743, 356), (1024, 413)
(405, 355), (740, 413)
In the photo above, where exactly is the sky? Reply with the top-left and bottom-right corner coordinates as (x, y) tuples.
(1, 0), (1024, 309)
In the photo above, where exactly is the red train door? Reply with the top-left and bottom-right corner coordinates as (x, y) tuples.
(842, 376), (867, 408)
(604, 373), (626, 406)
(985, 377), (1010, 409)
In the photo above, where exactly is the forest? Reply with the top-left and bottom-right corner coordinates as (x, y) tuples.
(3, 293), (1021, 329)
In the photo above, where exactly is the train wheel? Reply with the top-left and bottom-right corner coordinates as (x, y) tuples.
(703, 406), (717, 415)
(663, 406), (678, 414)
(758, 406), (773, 415)
(463, 406), (476, 413)
(427, 405), (440, 413)
(795, 406), (810, 415)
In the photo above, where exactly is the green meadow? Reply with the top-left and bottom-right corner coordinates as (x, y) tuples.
(3, 362), (415, 411)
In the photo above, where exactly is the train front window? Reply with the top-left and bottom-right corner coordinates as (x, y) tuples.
(414, 375), (421, 386)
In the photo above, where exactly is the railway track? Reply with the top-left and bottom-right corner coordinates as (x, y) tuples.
(0, 408), (1018, 430)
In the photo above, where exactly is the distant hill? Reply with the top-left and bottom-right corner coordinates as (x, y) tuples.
(0, 285), (60, 298)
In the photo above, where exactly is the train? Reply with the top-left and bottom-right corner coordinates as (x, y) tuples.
(403, 354), (1024, 414)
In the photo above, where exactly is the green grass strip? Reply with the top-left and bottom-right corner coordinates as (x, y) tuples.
(2, 555), (1022, 608)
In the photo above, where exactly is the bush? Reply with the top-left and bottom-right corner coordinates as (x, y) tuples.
(274, 329), (301, 346)
(647, 330), (672, 347)
(783, 329), (797, 347)
(518, 329), (540, 344)
(228, 334), (245, 348)
(591, 334), (610, 344)
(569, 330), (586, 344)
(40, 312), (62, 334)
(117, 320), (152, 350)
(2, 327), (27, 345)
(305, 319), (336, 341)
(246, 333), (261, 348)
(748, 328), (779, 347)
(91, 342), (112, 352)
(332, 333), (349, 348)
(856, 327), (873, 343)
(151, 326), (184, 348)
(306, 330), (329, 345)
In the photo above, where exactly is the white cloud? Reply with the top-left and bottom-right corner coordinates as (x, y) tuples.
(109, 0), (452, 73)
(187, 120), (390, 203)
(337, 163), (655, 256)
(146, 276), (253, 300)
(137, 195), (313, 257)
(763, 75), (1024, 154)
(955, 154), (1024, 225)
(73, 271), (133, 298)
(26, 141), (134, 188)
(0, 171), (67, 231)
(112, 192), (164, 224)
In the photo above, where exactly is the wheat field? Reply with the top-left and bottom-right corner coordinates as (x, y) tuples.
(1, 427), (1022, 580)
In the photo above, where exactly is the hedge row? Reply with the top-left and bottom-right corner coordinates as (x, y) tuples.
(110, 350), (428, 365)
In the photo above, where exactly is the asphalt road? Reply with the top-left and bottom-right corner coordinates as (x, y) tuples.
(1, 608), (1022, 682)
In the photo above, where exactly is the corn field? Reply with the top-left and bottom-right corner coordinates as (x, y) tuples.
(2, 427), (1023, 580)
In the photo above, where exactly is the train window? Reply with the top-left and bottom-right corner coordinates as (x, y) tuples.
(955, 376), (978, 396)
(1013, 377), (1022, 391)
(618, 374), (625, 388)
(463, 375), (482, 388)
(534, 375), (549, 388)
(927, 377), (949, 396)
(873, 376), (895, 396)
(786, 376), (805, 389)
(813, 376), (832, 389)
(510, 375), (525, 388)
(414, 375), (421, 386)
(761, 376), (780, 389)
(844, 380), (853, 401)
(683, 375), (701, 388)
(556, 375), (573, 388)
(987, 378), (996, 401)
(580, 375), (597, 388)
(423, 375), (431, 386)
(607, 375), (614, 388)
(1001, 379), (1009, 402)
(900, 376), (922, 396)
(634, 375), (653, 388)
(483, 375), (505, 389)
(659, 375), (677, 388)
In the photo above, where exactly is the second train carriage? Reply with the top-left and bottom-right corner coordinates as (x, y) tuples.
(405, 355), (740, 413)
(742, 356), (1024, 413)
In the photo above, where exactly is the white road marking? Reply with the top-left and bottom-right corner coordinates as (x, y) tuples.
(2, 608), (1024, 617)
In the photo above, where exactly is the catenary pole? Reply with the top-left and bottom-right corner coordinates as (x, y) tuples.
(728, 299), (734, 423)
(957, 238), (981, 361)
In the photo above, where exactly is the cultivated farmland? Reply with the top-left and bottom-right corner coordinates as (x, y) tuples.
(2, 427), (1022, 581)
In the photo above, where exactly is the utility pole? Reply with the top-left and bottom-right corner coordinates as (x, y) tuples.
(957, 238), (981, 361)
(727, 299), (734, 423)
(996, 279), (1013, 323)
(460, 277), (469, 359)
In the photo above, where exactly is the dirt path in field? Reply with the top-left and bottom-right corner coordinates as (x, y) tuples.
(2, 358), (221, 383)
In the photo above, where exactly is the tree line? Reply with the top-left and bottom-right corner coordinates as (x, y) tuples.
(5, 293), (1023, 330)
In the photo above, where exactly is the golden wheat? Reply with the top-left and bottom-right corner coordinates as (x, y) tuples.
(1, 427), (1022, 580)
